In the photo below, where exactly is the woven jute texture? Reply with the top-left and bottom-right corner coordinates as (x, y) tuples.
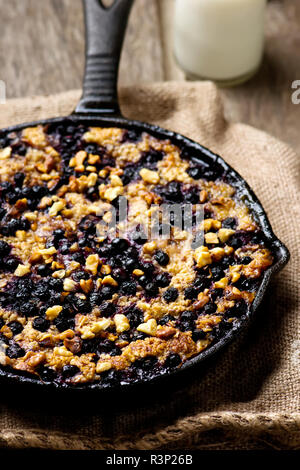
(0, 82), (299, 450)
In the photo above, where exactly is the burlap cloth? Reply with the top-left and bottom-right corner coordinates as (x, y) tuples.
(0, 82), (299, 450)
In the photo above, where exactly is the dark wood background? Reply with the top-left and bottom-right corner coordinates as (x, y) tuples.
(0, 0), (299, 153)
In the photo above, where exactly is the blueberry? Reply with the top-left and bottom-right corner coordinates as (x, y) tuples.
(184, 188), (199, 204)
(71, 252), (84, 264)
(0, 318), (4, 329)
(222, 217), (237, 229)
(111, 238), (128, 252)
(7, 321), (23, 335)
(32, 317), (51, 332)
(6, 342), (25, 359)
(139, 261), (155, 275)
(54, 317), (75, 332)
(122, 257), (136, 271)
(159, 314), (174, 325)
(240, 256), (252, 265)
(89, 292), (102, 306)
(36, 264), (51, 277)
(73, 270), (89, 281)
(144, 282), (159, 297)
(38, 366), (57, 382)
(138, 275), (148, 287)
(134, 356), (157, 371)
(164, 353), (181, 368)
(6, 257), (19, 272)
(48, 278), (63, 292)
(229, 237), (243, 249)
(154, 250), (169, 266)
(19, 300), (38, 317)
(210, 288), (223, 301)
(156, 273), (170, 287)
(165, 181), (182, 202)
(100, 302), (116, 317)
(121, 166), (136, 185)
(210, 265), (224, 280)
(73, 298), (91, 313)
(184, 287), (198, 300)
(100, 286), (115, 300)
(187, 166), (202, 180)
(132, 230), (147, 245)
(62, 365), (80, 378)
(120, 281), (137, 296)
(0, 241), (11, 257)
(127, 308), (144, 328)
(34, 283), (50, 300)
(14, 173), (25, 187)
(53, 228), (65, 240)
(204, 302), (217, 314)
(163, 287), (178, 303)
(192, 329), (207, 342)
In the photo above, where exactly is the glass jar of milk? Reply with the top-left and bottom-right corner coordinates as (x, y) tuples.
(174, 0), (267, 86)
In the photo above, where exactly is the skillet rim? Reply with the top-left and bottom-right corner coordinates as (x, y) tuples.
(0, 114), (290, 393)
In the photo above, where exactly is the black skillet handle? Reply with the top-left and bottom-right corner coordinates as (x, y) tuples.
(75, 0), (134, 116)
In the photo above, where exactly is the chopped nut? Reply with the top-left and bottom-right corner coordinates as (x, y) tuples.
(63, 278), (77, 292)
(39, 246), (57, 256)
(14, 264), (31, 277)
(114, 314), (130, 333)
(110, 174), (123, 187)
(195, 292), (210, 308)
(69, 150), (87, 172)
(52, 269), (66, 279)
(202, 219), (222, 232)
(133, 269), (144, 277)
(218, 228), (235, 243)
(90, 318), (111, 333)
(103, 186), (123, 201)
(137, 318), (157, 336)
(46, 305), (63, 321)
(96, 361), (112, 373)
(205, 232), (219, 244)
(85, 254), (99, 275)
(214, 277), (229, 289)
(87, 172), (98, 187)
(100, 264), (111, 275)
(80, 279), (93, 293)
(199, 190), (208, 203)
(49, 200), (66, 217)
(102, 275), (118, 287)
(194, 246), (212, 268)
(140, 168), (160, 184)
(210, 247), (225, 262)
(53, 346), (73, 357)
(0, 147), (12, 159)
(143, 241), (157, 254)
(156, 326), (176, 339)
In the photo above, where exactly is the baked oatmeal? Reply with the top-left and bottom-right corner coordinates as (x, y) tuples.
(0, 121), (273, 387)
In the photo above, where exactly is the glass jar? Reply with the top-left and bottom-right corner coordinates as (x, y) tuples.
(174, 0), (267, 86)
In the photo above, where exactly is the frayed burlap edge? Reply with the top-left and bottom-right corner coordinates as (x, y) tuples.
(1, 413), (299, 450)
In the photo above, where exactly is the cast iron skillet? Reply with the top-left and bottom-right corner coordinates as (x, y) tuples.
(0, 0), (290, 393)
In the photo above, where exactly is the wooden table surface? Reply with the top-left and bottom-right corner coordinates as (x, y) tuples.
(0, 0), (299, 154)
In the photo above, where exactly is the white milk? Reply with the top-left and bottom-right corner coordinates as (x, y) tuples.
(174, 0), (267, 84)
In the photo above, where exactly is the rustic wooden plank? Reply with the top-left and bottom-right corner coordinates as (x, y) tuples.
(120, 0), (164, 85)
(0, 0), (164, 99)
